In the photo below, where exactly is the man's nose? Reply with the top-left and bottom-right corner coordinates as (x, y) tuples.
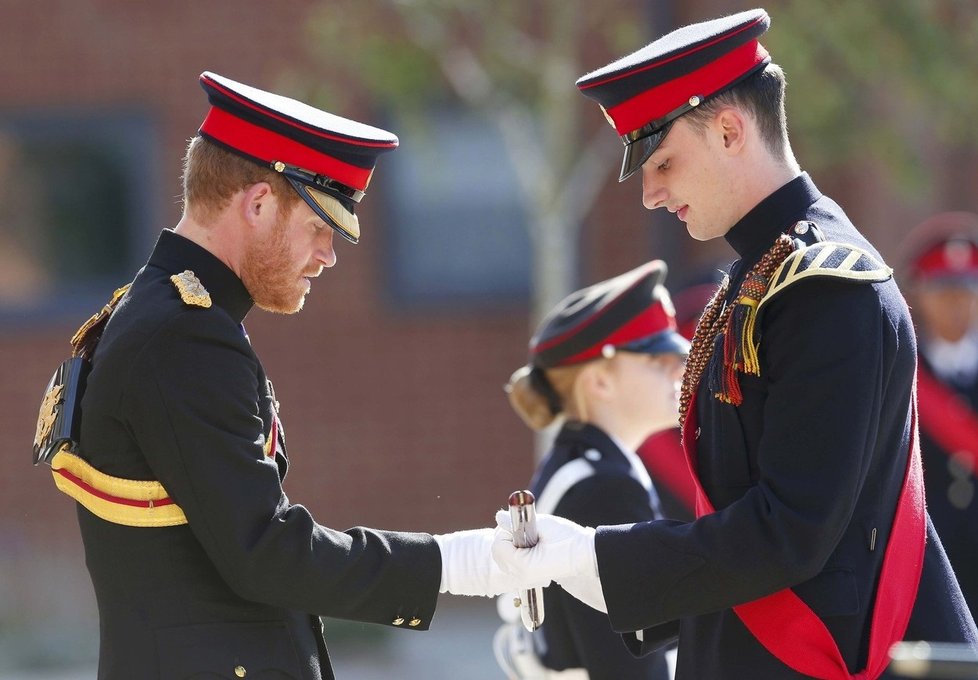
(317, 229), (337, 268)
(641, 164), (667, 210)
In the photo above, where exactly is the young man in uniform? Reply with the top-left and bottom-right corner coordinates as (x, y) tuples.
(31, 72), (529, 680)
(493, 10), (978, 679)
(902, 212), (978, 619)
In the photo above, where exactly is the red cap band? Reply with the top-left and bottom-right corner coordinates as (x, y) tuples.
(200, 106), (373, 191)
(543, 302), (676, 366)
(606, 39), (769, 135)
(912, 240), (978, 279)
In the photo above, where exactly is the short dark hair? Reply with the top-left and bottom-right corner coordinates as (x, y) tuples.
(683, 63), (790, 159)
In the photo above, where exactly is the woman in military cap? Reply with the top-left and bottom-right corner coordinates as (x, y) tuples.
(494, 260), (688, 680)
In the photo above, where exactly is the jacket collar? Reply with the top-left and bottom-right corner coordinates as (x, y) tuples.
(147, 229), (253, 323)
(724, 172), (822, 262)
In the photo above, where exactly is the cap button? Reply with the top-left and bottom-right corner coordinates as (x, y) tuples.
(601, 344), (616, 359)
(273, 161), (286, 173)
(688, 95), (701, 107)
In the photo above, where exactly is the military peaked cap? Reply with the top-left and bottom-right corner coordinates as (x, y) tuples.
(198, 71), (399, 244)
(903, 212), (978, 285)
(576, 9), (771, 181)
(530, 260), (689, 369)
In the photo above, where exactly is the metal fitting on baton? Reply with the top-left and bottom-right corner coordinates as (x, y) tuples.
(508, 490), (545, 631)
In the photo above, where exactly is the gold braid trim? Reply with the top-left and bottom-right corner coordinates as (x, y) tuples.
(679, 235), (796, 425)
(70, 284), (131, 359)
(50, 445), (188, 527)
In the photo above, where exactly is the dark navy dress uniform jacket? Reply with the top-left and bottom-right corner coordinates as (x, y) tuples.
(594, 174), (978, 679)
(530, 422), (672, 679)
(77, 230), (441, 680)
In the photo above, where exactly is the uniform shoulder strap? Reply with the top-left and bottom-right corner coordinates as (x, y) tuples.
(758, 241), (892, 314)
(535, 457), (596, 515)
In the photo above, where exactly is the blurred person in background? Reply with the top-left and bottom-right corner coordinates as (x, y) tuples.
(902, 211), (978, 619)
(30, 71), (525, 680)
(493, 9), (978, 679)
(494, 260), (688, 680)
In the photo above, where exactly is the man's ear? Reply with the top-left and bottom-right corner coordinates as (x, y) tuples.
(240, 181), (274, 228)
(714, 107), (748, 154)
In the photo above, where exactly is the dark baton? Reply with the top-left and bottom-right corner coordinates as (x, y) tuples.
(509, 490), (545, 631)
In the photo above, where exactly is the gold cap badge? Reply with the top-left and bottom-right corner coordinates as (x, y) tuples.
(170, 271), (212, 308)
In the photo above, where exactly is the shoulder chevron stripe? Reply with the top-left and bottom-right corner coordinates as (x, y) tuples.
(759, 241), (893, 312)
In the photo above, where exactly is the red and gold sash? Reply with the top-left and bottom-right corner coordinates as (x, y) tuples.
(50, 443), (188, 527)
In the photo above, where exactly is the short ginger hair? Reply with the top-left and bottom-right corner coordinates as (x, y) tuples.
(181, 136), (300, 221)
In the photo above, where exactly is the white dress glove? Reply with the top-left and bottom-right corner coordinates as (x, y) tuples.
(492, 510), (607, 614)
(433, 528), (551, 597)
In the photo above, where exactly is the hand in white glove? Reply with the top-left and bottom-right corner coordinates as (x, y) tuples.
(492, 510), (607, 613)
(433, 528), (551, 597)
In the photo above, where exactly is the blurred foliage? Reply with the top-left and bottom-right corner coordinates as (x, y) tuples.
(766, 0), (978, 191)
(301, 0), (656, 317)
(302, 0), (978, 197)
(302, 1), (645, 110)
(299, 0), (653, 164)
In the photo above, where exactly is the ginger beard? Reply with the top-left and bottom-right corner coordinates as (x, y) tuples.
(241, 205), (309, 315)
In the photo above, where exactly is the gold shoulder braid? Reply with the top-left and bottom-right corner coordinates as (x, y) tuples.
(70, 284), (131, 359)
(170, 270), (212, 308)
(679, 234), (796, 426)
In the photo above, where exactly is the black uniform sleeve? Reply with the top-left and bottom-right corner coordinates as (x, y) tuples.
(121, 309), (441, 627)
(596, 279), (896, 632)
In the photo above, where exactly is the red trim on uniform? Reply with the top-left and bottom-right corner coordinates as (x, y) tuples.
(202, 76), (398, 150)
(53, 468), (176, 509)
(637, 428), (696, 514)
(200, 107), (373, 191)
(605, 40), (769, 135)
(917, 364), (978, 480)
(538, 303), (676, 366)
(680, 374), (925, 679)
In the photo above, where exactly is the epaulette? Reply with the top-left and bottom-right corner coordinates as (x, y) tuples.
(684, 221), (892, 411)
(170, 270), (212, 308)
(757, 240), (893, 314)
